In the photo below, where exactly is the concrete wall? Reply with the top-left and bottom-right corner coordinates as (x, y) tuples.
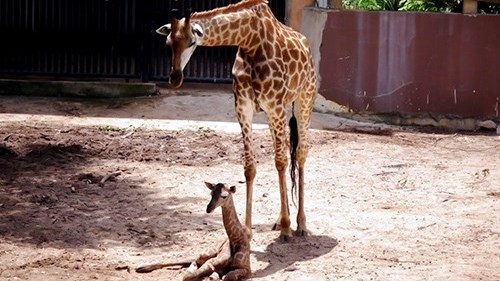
(302, 7), (500, 121)
(287, 0), (315, 31)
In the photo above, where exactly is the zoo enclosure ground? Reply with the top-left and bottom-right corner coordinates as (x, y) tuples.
(0, 83), (499, 281)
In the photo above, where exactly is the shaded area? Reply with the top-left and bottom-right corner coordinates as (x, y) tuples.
(0, 80), (157, 98)
(0, 124), (259, 250)
(251, 234), (338, 278)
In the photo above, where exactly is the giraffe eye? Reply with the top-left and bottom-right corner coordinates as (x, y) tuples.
(192, 24), (203, 37)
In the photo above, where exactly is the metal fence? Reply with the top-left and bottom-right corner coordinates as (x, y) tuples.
(0, 0), (285, 83)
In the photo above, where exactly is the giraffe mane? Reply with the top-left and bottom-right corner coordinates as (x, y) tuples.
(191, 0), (268, 20)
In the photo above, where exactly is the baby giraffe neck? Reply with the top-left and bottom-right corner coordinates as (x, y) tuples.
(221, 197), (245, 242)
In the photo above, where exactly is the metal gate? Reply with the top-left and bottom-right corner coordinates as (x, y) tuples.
(0, 0), (286, 83)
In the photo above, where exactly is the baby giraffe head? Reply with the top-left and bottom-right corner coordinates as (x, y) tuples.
(205, 182), (236, 213)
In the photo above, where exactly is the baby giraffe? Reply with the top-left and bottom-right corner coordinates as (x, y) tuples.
(136, 182), (251, 281)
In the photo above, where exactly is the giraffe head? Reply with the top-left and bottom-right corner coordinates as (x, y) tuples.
(156, 10), (204, 88)
(205, 182), (236, 213)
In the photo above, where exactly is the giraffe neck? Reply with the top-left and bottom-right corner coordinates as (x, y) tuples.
(220, 196), (246, 243)
(191, 0), (274, 55)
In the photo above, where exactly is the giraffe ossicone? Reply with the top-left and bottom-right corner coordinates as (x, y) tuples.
(157, 0), (317, 241)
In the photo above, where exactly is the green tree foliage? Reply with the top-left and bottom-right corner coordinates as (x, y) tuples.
(343, 0), (395, 10)
(478, 2), (500, 14)
(398, 0), (460, 12)
(342, 0), (499, 13)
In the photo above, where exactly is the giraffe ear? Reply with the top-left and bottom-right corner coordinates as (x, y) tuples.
(156, 24), (171, 36)
(229, 186), (236, 193)
(205, 182), (215, 190)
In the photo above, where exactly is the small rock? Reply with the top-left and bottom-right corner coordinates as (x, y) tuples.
(478, 120), (496, 130)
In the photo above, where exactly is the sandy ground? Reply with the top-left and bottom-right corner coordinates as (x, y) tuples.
(0, 84), (499, 281)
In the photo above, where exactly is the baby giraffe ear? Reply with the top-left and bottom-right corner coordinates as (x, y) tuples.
(229, 185), (236, 193)
(205, 181), (214, 190)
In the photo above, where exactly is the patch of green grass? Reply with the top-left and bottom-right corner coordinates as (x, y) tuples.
(98, 125), (122, 132)
(196, 126), (214, 137)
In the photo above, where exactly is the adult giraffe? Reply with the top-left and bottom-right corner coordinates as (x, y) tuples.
(156, 0), (317, 241)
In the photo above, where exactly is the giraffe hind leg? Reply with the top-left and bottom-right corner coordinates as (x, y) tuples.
(293, 94), (314, 237)
(223, 250), (251, 281)
(223, 268), (251, 281)
(294, 164), (310, 237)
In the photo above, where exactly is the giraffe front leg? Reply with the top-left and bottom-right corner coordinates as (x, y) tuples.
(183, 254), (231, 281)
(234, 94), (256, 239)
(183, 240), (232, 281)
(243, 163), (255, 239)
(184, 243), (221, 275)
(275, 156), (292, 241)
(241, 126), (256, 240)
(208, 272), (221, 280)
(232, 49), (256, 239)
(267, 112), (292, 241)
(182, 261), (217, 281)
(195, 241), (223, 266)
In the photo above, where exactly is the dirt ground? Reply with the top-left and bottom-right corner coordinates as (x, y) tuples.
(0, 84), (499, 281)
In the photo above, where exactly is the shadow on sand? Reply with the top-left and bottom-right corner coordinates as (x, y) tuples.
(0, 130), (221, 250)
(250, 230), (339, 278)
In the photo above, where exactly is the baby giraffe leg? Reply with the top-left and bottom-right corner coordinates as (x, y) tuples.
(224, 268), (251, 281)
(182, 258), (229, 281)
(223, 249), (251, 281)
(207, 272), (221, 280)
(182, 241), (231, 281)
(195, 241), (224, 265)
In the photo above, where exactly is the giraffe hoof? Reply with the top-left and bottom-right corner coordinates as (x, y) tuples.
(294, 228), (311, 237)
(272, 223), (281, 231)
(245, 226), (253, 240)
(279, 233), (293, 242)
(208, 272), (220, 280)
(279, 227), (293, 242)
(186, 262), (198, 273)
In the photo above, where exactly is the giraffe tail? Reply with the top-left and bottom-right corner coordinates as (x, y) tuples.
(288, 111), (299, 207)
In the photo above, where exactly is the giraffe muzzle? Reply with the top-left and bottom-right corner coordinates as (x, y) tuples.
(168, 69), (184, 89)
(206, 203), (216, 213)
